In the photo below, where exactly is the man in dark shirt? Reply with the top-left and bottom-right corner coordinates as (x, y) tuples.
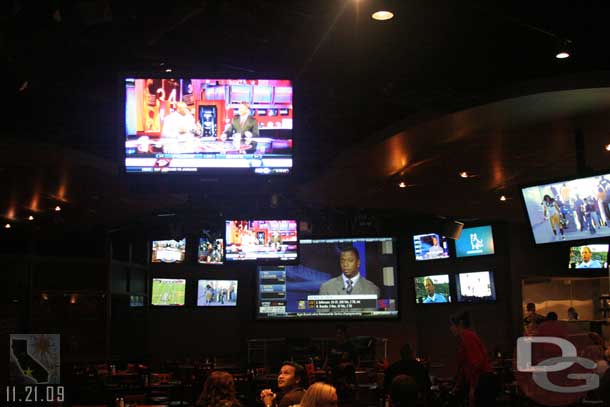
(260, 362), (306, 407)
(384, 344), (431, 399)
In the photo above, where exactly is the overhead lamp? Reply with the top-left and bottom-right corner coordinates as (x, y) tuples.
(398, 181), (406, 188)
(500, 195), (507, 202)
(165, 68), (173, 73)
(372, 10), (394, 21)
(605, 144), (610, 151)
(459, 171), (469, 178)
(28, 215), (34, 221)
(54, 205), (61, 212)
(4, 223), (11, 229)
(555, 40), (572, 59)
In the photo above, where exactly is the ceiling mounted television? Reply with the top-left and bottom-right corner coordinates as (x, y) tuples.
(225, 220), (298, 263)
(413, 233), (450, 261)
(455, 226), (495, 257)
(521, 173), (610, 244)
(124, 78), (293, 175)
(151, 278), (186, 306)
(413, 275), (451, 304)
(197, 280), (238, 307)
(568, 244), (609, 269)
(455, 271), (496, 303)
(151, 239), (186, 263)
(256, 237), (398, 319)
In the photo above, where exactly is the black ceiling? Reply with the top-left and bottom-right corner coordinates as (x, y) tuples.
(3, 0), (610, 228)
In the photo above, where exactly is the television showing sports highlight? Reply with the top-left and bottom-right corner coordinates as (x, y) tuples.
(521, 173), (610, 244)
(413, 275), (451, 304)
(413, 233), (449, 260)
(198, 231), (224, 265)
(455, 226), (495, 257)
(197, 280), (238, 306)
(225, 220), (298, 262)
(256, 237), (398, 319)
(124, 78), (293, 174)
(568, 244), (609, 269)
(151, 278), (186, 306)
(151, 239), (186, 263)
(455, 271), (496, 302)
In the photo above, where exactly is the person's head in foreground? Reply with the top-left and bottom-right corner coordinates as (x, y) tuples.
(299, 382), (338, 407)
(197, 370), (240, 407)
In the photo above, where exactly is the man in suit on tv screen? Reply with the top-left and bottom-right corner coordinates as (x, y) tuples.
(319, 247), (380, 296)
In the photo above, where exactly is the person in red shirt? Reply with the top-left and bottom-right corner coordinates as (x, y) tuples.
(450, 312), (498, 407)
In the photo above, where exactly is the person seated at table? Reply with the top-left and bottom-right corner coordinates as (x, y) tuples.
(260, 362), (306, 407)
(384, 344), (431, 401)
(196, 370), (242, 407)
(523, 302), (545, 335)
(389, 375), (418, 407)
(298, 382), (338, 407)
(223, 102), (259, 143)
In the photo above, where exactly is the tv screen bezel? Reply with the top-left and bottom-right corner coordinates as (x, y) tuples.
(196, 279), (239, 307)
(150, 278), (187, 307)
(567, 243), (610, 270)
(118, 72), (296, 177)
(519, 170), (610, 245)
(454, 225), (495, 258)
(224, 219), (300, 265)
(150, 238), (187, 264)
(412, 232), (451, 261)
(254, 236), (400, 320)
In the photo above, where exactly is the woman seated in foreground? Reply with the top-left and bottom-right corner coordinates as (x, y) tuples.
(196, 370), (242, 407)
(296, 382), (338, 407)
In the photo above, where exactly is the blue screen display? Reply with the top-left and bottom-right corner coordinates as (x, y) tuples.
(455, 226), (495, 257)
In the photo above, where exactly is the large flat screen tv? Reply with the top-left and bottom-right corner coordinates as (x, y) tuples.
(455, 226), (495, 257)
(225, 220), (298, 263)
(455, 271), (496, 303)
(151, 239), (186, 263)
(521, 173), (610, 244)
(124, 78), (293, 175)
(197, 280), (238, 307)
(151, 278), (186, 306)
(413, 274), (451, 304)
(256, 237), (398, 319)
(413, 233), (450, 261)
(568, 244), (609, 269)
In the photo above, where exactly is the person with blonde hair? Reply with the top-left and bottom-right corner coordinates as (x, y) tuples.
(196, 371), (241, 407)
(298, 382), (338, 407)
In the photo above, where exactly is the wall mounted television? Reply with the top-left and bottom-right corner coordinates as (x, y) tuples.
(198, 230), (224, 265)
(413, 233), (450, 261)
(521, 172), (610, 244)
(455, 271), (496, 303)
(568, 244), (609, 269)
(197, 280), (238, 307)
(151, 239), (186, 263)
(455, 226), (495, 257)
(123, 78), (293, 175)
(225, 220), (298, 263)
(413, 274), (451, 304)
(256, 237), (398, 319)
(151, 278), (186, 306)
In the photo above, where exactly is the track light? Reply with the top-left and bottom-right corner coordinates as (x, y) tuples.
(555, 40), (572, 59)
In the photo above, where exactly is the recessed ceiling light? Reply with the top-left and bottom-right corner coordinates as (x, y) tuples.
(398, 181), (406, 188)
(54, 205), (61, 212)
(605, 144), (610, 151)
(555, 51), (570, 59)
(372, 10), (394, 21)
(459, 171), (469, 178)
(165, 68), (173, 73)
(500, 195), (507, 201)
(28, 215), (34, 221)
(4, 224), (10, 229)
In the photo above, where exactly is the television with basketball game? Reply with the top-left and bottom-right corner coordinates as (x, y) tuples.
(568, 244), (609, 269)
(413, 275), (451, 304)
(123, 77), (293, 175)
(256, 237), (398, 319)
(151, 278), (186, 306)
(225, 220), (298, 263)
(521, 172), (610, 244)
(455, 271), (496, 302)
(151, 239), (186, 263)
(197, 280), (238, 307)
(413, 233), (450, 261)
